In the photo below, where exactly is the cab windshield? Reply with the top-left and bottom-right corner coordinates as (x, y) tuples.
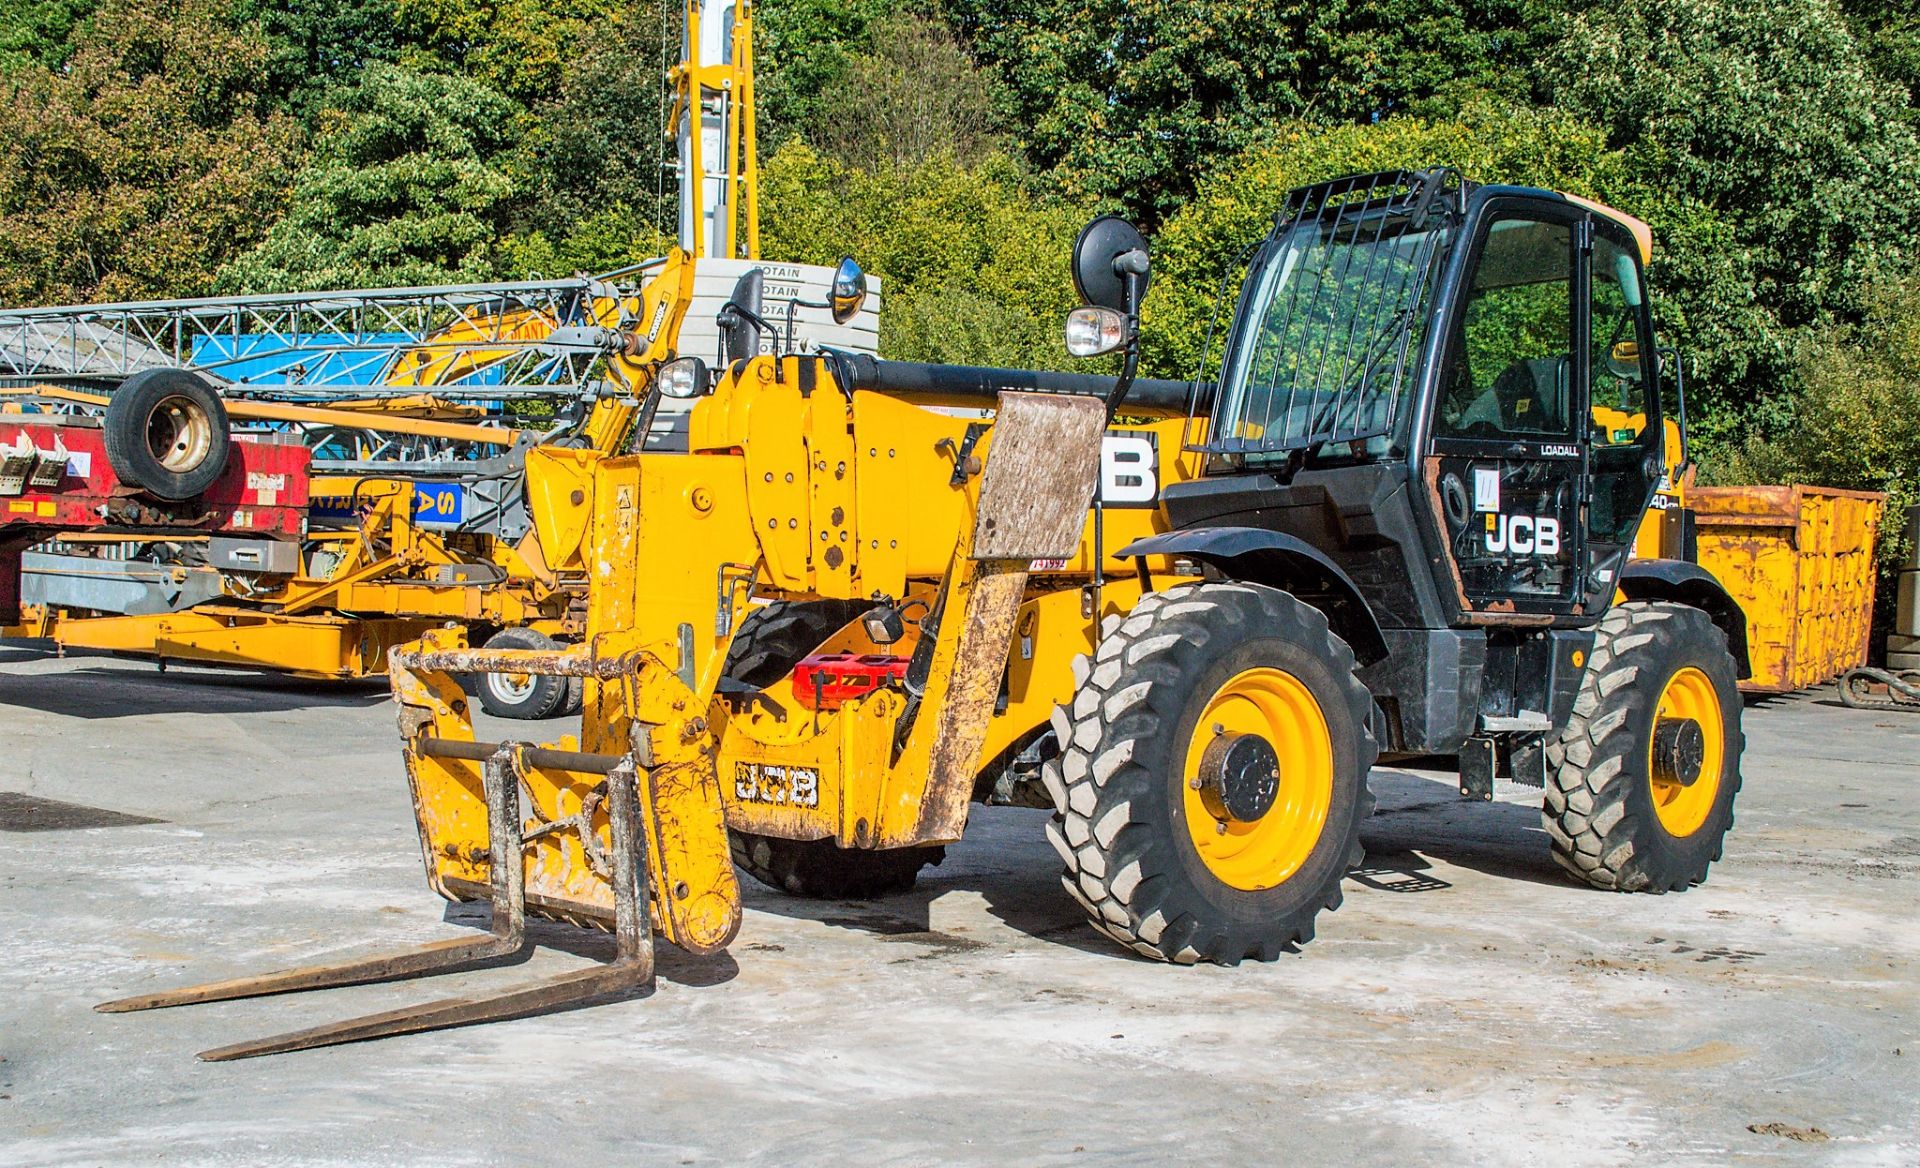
(1210, 207), (1449, 464)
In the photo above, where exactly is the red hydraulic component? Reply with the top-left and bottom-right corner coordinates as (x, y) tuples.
(791, 652), (910, 709)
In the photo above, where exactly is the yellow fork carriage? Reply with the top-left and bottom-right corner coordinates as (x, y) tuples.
(102, 355), (1204, 1058)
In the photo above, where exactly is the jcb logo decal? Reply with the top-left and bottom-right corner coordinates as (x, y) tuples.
(1485, 513), (1562, 555)
(1100, 434), (1157, 506)
(735, 762), (820, 808)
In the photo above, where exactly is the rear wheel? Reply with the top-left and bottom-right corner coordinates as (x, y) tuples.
(1046, 583), (1376, 964)
(470, 627), (571, 721)
(721, 599), (867, 688)
(722, 599), (944, 898)
(1544, 601), (1744, 891)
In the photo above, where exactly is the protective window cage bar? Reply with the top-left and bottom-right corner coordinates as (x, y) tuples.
(1187, 168), (1465, 460)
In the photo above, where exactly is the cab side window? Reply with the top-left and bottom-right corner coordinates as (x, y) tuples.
(1435, 218), (1575, 440)
(1588, 232), (1660, 545)
(1590, 235), (1650, 445)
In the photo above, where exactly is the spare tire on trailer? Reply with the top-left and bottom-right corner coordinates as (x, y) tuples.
(103, 369), (231, 501)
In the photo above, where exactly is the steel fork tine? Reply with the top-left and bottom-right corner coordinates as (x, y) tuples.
(98, 746), (529, 1014)
(187, 752), (655, 1060)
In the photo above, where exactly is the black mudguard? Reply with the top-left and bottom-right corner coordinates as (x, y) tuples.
(1118, 528), (1390, 665)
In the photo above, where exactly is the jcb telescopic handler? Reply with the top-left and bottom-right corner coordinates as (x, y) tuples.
(102, 169), (1749, 1060)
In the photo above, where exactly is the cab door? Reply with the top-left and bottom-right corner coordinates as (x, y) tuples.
(1424, 202), (1590, 619)
(1580, 223), (1665, 609)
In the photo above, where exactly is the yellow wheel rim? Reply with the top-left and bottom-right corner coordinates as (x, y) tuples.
(1181, 667), (1334, 891)
(1648, 666), (1724, 837)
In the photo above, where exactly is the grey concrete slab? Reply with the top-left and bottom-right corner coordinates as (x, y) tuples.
(0, 652), (1914, 1166)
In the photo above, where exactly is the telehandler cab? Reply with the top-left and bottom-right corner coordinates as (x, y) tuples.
(101, 169), (1749, 1059)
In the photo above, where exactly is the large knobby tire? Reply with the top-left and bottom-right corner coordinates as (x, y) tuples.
(722, 598), (944, 898)
(103, 369), (231, 500)
(1045, 582), (1377, 965)
(470, 626), (571, 721)
(1544, 601), (1744, 892)
(721, 599), (867, 688)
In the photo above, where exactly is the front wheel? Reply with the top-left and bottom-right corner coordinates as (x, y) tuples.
(1045, 582), (1377, 965)
(1544, 601), (1744, 891)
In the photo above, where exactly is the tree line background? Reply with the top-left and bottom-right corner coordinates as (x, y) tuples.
(2, 0), (1917, 533)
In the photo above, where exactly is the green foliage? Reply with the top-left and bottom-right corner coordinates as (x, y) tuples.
(393, 0), (624, 105)
(1549, 0), (1920, 418)
(0, 0), (97, 72)
(0, 0), (302, 305)
(229, 0), (403, 122)
(1839, 0), (1920, 112)
(942, 0), (1548, 222)
(1714, 268), (1920, 565)
(216, 66), (519, 292)
(499, 9), (676, 275)
(805, 13), (1006, 172)
(752, 0), (897, 149)
(759, 141), (1088, 366)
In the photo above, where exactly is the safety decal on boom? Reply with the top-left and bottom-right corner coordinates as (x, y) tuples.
(310, 484), (467, 527)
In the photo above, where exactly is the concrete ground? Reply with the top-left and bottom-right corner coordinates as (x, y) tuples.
(0, 648), (1914, 1167)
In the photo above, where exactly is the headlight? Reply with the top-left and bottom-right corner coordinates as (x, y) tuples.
(1063, 306), (1129, 358)
(656, 356), (711, 399)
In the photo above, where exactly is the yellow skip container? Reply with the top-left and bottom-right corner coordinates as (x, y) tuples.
(1691, 485), (1886, 693)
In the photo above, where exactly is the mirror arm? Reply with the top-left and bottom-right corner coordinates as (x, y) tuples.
(1103, 266), (1147, 419)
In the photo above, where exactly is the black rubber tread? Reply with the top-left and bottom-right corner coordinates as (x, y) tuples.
(103, 368), (231, 500)
(470, 626), (571, 721)
(728, 833), (946, 899)
(1043, 582), (1378, 965)
(722, 598), (943, 898)
(721, 599), (868, 688)
(1543, 600), (1745, 892)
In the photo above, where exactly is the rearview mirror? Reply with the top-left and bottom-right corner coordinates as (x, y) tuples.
(717, 268), (765, 363)
(829, 256), (868, 324)
(1070, 216), (1151, 312)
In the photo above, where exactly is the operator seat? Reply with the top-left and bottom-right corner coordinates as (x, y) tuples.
(1456, 355), (1568, 435)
